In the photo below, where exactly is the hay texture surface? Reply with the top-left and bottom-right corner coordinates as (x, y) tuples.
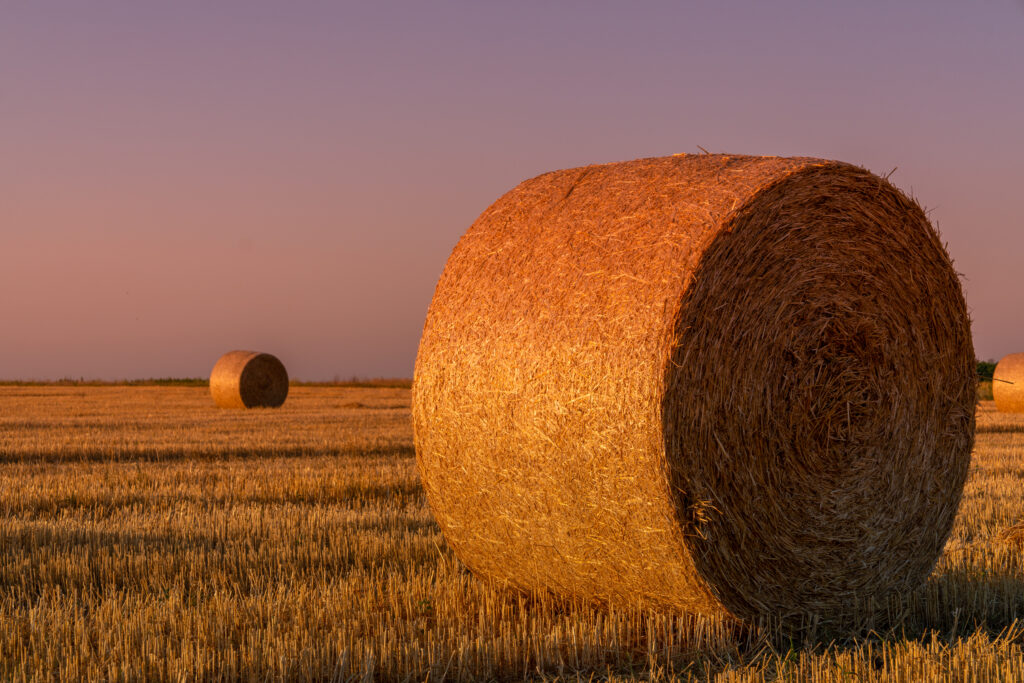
(993, 353), (1024, 413)
(210, 350), (288, 409)
(413, 154), (975, 625)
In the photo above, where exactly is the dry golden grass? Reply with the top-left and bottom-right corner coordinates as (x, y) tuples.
(1, 386), (1023, 681)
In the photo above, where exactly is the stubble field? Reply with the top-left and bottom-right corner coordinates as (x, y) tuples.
(1, 385), (1023, 681)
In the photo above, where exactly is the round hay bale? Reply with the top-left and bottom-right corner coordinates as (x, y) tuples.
(413, 154), (976, 625)
(209, 350), (288, 409)
(993, 353), (1024, 412)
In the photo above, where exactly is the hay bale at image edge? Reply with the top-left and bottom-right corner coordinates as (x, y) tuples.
(993, 353), (1024, 413)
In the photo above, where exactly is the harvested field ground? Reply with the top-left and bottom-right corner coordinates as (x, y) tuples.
(1, 386), (1023, 681)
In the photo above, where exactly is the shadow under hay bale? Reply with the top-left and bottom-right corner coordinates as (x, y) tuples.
(209, 350), (288, 409)
(413, 153), (976, 629)
(993, 354), (1024, 413)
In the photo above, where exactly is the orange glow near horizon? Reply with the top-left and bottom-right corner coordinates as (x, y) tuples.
(2, 2), (1023, 379)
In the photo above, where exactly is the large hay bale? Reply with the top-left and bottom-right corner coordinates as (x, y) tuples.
(413, 154), (975, 625)
(993, 353), (1024, 412)
(209, 350), (288, 409)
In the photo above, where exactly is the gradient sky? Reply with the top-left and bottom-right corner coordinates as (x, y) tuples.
(2, 1), (1022, 380)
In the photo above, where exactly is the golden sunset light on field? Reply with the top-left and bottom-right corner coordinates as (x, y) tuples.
(3, 2), (1024, 680)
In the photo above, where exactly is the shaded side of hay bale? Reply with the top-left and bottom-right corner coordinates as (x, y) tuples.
(412, 153), (975, 625)
(993, 353), (1024, 413)
(209, 350), (289, 409)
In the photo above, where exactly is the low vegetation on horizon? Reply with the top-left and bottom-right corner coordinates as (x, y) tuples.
(0, 358), (997, 395)
(0, 377), (413, 389)
(0, 385), (1023, 680)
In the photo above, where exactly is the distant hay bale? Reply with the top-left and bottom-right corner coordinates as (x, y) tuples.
(993, 354), (1024, 412)
(209, 350), (288, 409)
(413, 154), (976, 626)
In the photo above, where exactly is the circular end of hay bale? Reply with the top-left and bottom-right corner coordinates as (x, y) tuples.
(210, 350), (288, 409)
(413, 154), (975, 627)
(993, 354), (1024, 413)
(662, 166), (975, 621)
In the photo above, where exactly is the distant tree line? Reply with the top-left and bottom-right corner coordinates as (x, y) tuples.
(977, 361), (996, 381)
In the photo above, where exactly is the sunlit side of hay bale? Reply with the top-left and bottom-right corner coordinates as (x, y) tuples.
(413, 153), (975, 627)
(209, 350), (289, 409)
(993, 353), (1024, 413)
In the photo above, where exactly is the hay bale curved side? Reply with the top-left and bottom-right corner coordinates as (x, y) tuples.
(993, 353), (1024, 412)
(209, 350), (289, 409)
(412, 153), (975, 625)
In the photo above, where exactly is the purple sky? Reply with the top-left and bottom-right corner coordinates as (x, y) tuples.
(2, 1), (1022, 380)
